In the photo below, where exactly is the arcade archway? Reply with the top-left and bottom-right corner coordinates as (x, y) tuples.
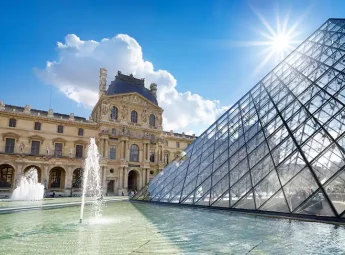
(0, 164), (15, 188)
(24, 165), (42, 183)
(49, 167), (66, 189)
(128, 170), (140, 191)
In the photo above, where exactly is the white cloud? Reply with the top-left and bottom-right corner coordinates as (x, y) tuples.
(35, 34), (229, 134)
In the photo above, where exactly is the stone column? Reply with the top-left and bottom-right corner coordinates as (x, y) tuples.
(102, 166), (107, 195)
(147, 144), (149, 160)
(124, 167), (128, 189)
(119, 167), (123, 189)
(143, 143), (146, 162)
(43, 165), (49, 189)
(146, 168), (150, 184)
(122, 141), (126, 159)
(104, 139), (109, 158)
(141, 169), (145, 188)
(65, 166), (73, 188)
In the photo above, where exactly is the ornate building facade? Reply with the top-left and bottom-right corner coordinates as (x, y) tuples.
(0, 69), (196, 197)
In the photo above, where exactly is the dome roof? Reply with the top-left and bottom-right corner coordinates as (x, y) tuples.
(107, 72), (158, 106)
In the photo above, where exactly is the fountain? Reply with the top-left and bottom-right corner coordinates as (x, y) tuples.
(11, 167), (44, 201)
(80, 137), (104, 223)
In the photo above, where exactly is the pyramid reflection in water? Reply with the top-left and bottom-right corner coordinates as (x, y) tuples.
(133, 18), (345, 221)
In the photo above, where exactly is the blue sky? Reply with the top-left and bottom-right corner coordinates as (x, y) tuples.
(0, 0), (344, 133)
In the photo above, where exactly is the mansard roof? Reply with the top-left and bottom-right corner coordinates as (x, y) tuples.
(107, 71), (158, 106)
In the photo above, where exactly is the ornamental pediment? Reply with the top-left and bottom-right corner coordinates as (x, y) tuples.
(2, 132), (20, 141)
(73, 139), (88, 146)
(28, 135), (45, 143)
(52, 137), (67, 145)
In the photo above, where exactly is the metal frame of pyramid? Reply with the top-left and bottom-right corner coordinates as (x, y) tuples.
(133, 18), (345, 223)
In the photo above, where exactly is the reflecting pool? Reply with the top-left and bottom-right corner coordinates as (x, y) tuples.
(0, 200), (344, 254)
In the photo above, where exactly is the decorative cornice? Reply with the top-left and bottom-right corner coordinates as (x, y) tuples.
(0, 110), (96, 128)
(73, 139), (88, 147)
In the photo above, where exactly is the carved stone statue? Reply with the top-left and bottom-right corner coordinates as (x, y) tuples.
(122, 126), (129, 135)
(24, 105), (31, 113)
(121, 105), (128, 120)
(141, 110), (147, 123)
(46, 147), (50, 156)
(19, 142), (25, 153)
(48, 109), (54, 117)
(0, 100), (4, 111)
(69, 148), (74, 158)
(101, 100), (109, 116)
(150, 83), (157, 98)
(99, 68), (107, 94)
(69, 113), (75, 120)
(164, 153), (169, 164)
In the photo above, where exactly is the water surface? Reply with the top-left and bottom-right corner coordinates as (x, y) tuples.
(0, 200), (344, 254)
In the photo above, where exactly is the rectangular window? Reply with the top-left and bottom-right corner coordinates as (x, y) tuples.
(109, 146), (116, 160)
(57, 125), (64, 133)
(34, 122), (41, 130)
(5, 138), (15, 153)
(75, 145), (83, 158)
(31, 141), (40, 155)
(55, 143), (63, 157)
(9, 118), (16, 127)
(78, 128), (84, 136)
(176, 142), (180, 148)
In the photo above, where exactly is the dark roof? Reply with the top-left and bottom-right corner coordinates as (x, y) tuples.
(107, 72), (158, 106)
(3, 104), (89, 123)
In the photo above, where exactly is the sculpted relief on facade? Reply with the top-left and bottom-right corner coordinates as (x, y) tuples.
(120, 105), (128, 121)
(122, 95), (148, 106)
(101, 100), (110, 117)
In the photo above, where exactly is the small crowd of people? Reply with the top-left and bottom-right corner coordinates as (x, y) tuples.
(127, 190), (137, 198)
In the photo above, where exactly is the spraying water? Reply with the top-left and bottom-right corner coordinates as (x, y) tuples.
(11, 168), (44, 201)
(80, 138), (104, 223)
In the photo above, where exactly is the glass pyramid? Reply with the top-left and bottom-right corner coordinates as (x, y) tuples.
(133, 18), (345, 221)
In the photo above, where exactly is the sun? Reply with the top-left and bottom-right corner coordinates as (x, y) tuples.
(231, 7), (305, 75)
(272, 33), (290, 52)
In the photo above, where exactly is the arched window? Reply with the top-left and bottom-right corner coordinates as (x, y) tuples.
(110, 106), (118, 120)
(150, 151), (155, 162)
(0, 164), (14, 188)
(149, 114), (155, 127)
(130, 144), (139, 162)
(49, 167), (65, 189)
(72, 168), (82, 188)
(131, 111), (138, 123)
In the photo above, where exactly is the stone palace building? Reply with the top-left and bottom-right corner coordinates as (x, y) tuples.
(0, 69), (196, 197)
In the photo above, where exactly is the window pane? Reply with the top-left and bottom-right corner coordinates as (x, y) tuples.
(31, 141), (40, 155)
(5, 138), (15, 153)
(130, 144), (139, 161)
(75, 145), (83, 158)
(55, 143), (63, 157)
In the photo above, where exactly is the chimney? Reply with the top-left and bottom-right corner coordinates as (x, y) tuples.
(150, 83), (157, 98)
(99, 68), (107, 98)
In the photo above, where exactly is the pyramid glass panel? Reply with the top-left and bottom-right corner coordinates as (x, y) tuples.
(133, 19), (345, 222)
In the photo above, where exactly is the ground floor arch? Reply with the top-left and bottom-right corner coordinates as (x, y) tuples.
(0, 164), (15, 188)
(49, 167), (66, 189)
(128, 170), (140, 192)
(24, 165), (42, 183)
(72, 168), (83, 189)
